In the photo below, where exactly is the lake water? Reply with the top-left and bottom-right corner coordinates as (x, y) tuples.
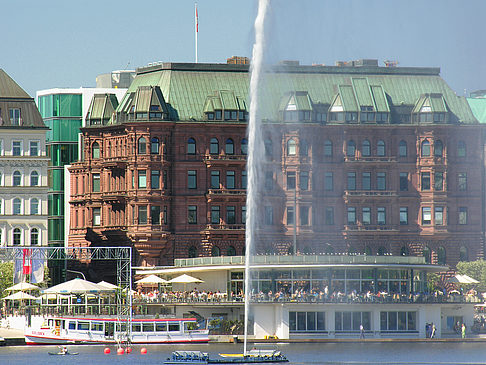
(1, 342), (486, 364)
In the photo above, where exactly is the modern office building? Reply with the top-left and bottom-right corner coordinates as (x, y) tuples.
(96, 70), (136, 89)
(0, 69), (49, 247)
(68, 60), (485, 270)
(36, 87), (127, 282)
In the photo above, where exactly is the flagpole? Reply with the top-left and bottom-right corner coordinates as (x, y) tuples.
(195, 2), (198, 63)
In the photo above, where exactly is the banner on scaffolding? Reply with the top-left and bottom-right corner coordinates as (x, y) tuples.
(13, 249), (45, 284)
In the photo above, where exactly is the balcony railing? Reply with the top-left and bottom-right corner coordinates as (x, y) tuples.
(205, 223), (245, 231)
(345, 156), (396, 163)
(204, 154), (247, 162)
(345, 190), (396, 197)
(207, 189), (246, 196)
(344, 224), (399, 232)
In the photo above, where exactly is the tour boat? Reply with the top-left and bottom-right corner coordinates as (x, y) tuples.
(25, 316), (209, 345)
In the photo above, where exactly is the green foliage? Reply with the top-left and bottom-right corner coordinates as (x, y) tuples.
(457, 260), (486, 292)
(427, 272), (441, 292)
(0, 262), (14, 297)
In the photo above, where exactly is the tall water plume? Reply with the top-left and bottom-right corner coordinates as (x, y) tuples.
(244, 0), (271, 355)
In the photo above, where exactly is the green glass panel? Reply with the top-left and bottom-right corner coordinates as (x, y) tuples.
(48, 144), (78, 166)
(48, 193), (64, 216)
(45, 119), (82, 142)
(48, 218), (64, 241)
(48, 169), (64, 191)
(59, 94), (82, 117)
(38, 95), (53, 118)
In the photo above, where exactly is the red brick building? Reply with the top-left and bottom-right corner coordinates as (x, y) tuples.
(68, 60), (485, 268)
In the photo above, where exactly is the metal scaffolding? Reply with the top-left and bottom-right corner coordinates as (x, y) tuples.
(0, 246), (132, 347)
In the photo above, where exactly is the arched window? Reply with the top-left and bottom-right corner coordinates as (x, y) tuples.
(92, 142), (100, 159)
(377, 140), (385, 156)
(423, 246), (431, 264)
(347, 140), (356, 157)
(457, 140), (466, 157)
(187, 138), (196, 155)
(13, 228), (21, 245)
(211, 246), (221, 257)
(13, 198), (21, 215)
(13, 171), (21, 186)
(241, 138), (248, 155)
(434, 140), (443, 157)
(227, 246), (236, 256)
(30, 171), (39, 186)
(138, 137), (147, 154)
(364, 246), (372, 256)
(31, 228), (39, 245)
(400, 246), (410, 256)
(151, 137), (159, 154)
(188, 246), (197, 258)
(264, 138), (273, 157)
(421, 140), (431, 157)
(362, 140), (371, 157)
(324, 140), (333, 157)
(287, 139), (296, 156)
(437, 246), (446, 265)
(30, 198), (39, 215)
(399, 140), (407, 157)
(210, 138), (219, 155)
(225, 138), (234, 155)
(377, 246), (387, 256)
(459, 246), (468, 261)
(300, 140), (308, 157)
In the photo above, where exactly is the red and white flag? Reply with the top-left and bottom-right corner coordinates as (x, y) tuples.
(22, 249), (32, 275)
(195, 3), (198, 33)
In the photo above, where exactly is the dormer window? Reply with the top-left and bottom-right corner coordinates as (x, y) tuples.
(215, 110), (222, 120)
(207, 112), (215, 120)
(9, 108), (21, 126)
(136, 112), (148, 119)
(360, 106), (375, 123)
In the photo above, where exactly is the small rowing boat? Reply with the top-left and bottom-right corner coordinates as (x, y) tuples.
(48, 351), (79, 356)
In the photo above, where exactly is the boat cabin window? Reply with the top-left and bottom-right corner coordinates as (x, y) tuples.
(68, 321), (76, 330)
(168, 323), (180, 332)
(155, 323), (167, 332)
(142, 323), (154, 332)
(77, 321), (90, 330)
(132, 323), (141, 332)
(116, 323), (127, 332)
(91, 322), (103, 332)
(48, 319), (54, 327)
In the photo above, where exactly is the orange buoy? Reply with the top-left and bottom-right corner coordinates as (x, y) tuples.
(141, 347), (147, 354)
(126, 347), (132, 354)
(104, 347), (111, 354)
(117, 347), (125, 355)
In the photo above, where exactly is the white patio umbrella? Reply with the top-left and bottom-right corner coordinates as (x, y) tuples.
(97, 281), (120, 290)
(5, 282), (39, 292)
(42, 278), (113, 294)
(3, 292), (38, 301)
(449, 274), (479, 284)
(135, 274), (169, 285)
(169, 274), (203, 292)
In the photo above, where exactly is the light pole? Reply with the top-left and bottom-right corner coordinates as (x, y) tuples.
(66, 269), (86, 280)
(293, 188), (297, 255)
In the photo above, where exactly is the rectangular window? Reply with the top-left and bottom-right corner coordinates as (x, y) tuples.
(287, 206), (295, 225)
(347, 172), (356, 190)
(399, 172), (408, 191)
(300, 206), (309, 226)
(226, 171), (235, 189)
(163, 206), (168, 224)
(289, 312), (326, 332)
(12, 141), (22, 156)
(325, 207), (334, 225)
(347, 207), (356, 225)
(434, 172), (443, 191)
(300, 171), (309, 191)
(242, 206), (246, 224)
(93, 207), (101, 226)
(90, 173), (100, 192)
(188, 205), (197, 224)
(380, 312), (417, 332)
(264, 206), (273, 225)
(151, 170), (160, 189)
(335, 312), (370, 331)
(434, 206), (443, 226)
(29, 141), (39, 156)
(138, 206), (147, 224)
(138, 170), (147, 188)
(422, 207), (431, 225)
(459, 207), (468, 225)
(362, 207), (371, 225)
(421, 172), (430, 191)
(241, 171), (247, 189)
(400, 207), (408, 225)
(226, 206), (236, 224)
(458, 173), (467, 192)
(211, 206), (220, 224)
(151, 205), (160, 225)
(188, 170), (197, 189)
(9, 108), (21, 125)
(324, 172), (333, 191)
(362, 172), (371, 190)
(210, 171), (220, 189)
(377, 172), (386, 190)
(264, 171), (273, 191)
(377, 207), (386, 225)
(287, 171), (296, 190)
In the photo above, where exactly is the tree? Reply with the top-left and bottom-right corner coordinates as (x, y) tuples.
(456, 260), (486, 293)
(0, 262), (14, 298)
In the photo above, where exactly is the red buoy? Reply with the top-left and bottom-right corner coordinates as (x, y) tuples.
(117, 347), (125, 355)
(141, 347), (147, 354)
(126, 347), (132, 354)
(104, 347), (111, 354)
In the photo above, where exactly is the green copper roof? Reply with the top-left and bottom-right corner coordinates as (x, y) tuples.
(113, 62), (477, 124)
(467, 98), (486, 124)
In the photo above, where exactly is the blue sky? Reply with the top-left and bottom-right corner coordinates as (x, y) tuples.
(2, 0), (486, 97)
